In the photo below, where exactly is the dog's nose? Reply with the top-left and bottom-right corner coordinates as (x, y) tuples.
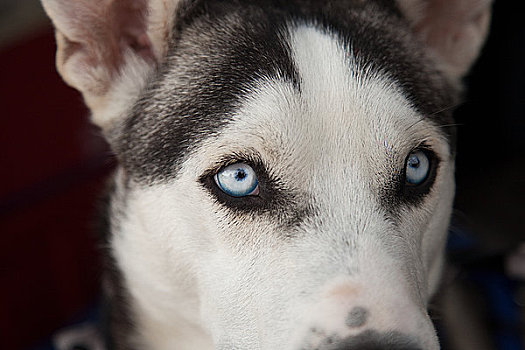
(324, 330), (423, 350)
(289, 278), (440, 350)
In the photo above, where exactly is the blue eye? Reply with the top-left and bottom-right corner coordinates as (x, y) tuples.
(214, 163), (259, 197)
(405, 150), (430, 185)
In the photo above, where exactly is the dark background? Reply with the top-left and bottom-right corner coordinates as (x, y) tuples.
(1, 2), (113, 348)
(0, 1), (523, 349)
(454, 1), (524, 253)
(441, 1), (525, 348)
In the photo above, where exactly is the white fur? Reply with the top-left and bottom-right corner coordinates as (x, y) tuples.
(90, 52), (155, 130)
(112, 24), (454, 349)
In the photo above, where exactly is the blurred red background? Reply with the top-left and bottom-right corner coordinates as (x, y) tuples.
(0, 29), (114, 350)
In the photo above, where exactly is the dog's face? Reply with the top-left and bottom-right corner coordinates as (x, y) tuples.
(42, 0), (491, 349)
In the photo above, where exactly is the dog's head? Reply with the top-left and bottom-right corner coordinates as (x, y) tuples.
(42, 0), (491, 349)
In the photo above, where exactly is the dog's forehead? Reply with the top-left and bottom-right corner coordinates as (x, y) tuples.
(117, 0), (456, 184)
(192, 25), (450, 198)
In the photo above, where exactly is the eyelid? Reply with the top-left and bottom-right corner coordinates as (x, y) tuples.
(405, 143), (440, 166)
(203, 151), (265, 178)
(248, 185), (260, 196)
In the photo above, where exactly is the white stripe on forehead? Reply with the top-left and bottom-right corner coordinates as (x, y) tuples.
(287, 24), (419, 148)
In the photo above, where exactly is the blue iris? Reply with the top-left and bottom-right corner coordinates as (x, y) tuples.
(405, 150), (430, 185)
(214, 163), (259, 197)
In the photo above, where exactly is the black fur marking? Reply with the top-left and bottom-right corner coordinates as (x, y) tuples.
(101, 253), (137, 350)
(116, 0), (457, 185)
(199, 151), (313, 229)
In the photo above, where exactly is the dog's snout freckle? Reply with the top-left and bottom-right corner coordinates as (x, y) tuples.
(345, 306), (368, 328)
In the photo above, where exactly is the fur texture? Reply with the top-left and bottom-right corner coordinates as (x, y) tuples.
(41, 0), (492, 349)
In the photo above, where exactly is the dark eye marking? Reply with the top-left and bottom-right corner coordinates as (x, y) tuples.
(199, 153), (313, 229)
(199, 153), (289, 214)
(379, 145), (441, 212)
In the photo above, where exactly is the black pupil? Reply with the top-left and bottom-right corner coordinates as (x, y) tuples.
(235, 169), (247, 180)
(409, 156), (420, 168)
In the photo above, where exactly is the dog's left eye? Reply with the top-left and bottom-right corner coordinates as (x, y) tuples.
(405, 150), (430, 185)
(214, 163), (259, 197)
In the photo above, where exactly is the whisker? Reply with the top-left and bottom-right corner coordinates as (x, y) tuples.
(427, 102), (463, 117)
(436, 123), (463, 129)
(405, 117), (426, 132)
(405, 102), (464, 132)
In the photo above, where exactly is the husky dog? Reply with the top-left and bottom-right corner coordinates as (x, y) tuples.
(41, 0), (491, 349)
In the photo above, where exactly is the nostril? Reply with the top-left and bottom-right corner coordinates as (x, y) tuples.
(322, 330), (422, 350)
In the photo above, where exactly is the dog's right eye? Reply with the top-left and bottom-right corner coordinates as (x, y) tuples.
(399, 148), (439, 203)
(405, 150), (430, 185)
(214, 163), (260, 197)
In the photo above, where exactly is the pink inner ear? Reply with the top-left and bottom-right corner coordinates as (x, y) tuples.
(112, 0), (156, 63)
(133, 34), (156, 62)
(406, 0), (492, 78)
(51, 0), (156, 80)
(112, 0), (156, 65)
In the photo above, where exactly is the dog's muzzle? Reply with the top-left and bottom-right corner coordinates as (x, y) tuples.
(291, 279), (439, 350)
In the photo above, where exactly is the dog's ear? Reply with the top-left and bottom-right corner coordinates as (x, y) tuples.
(41, 0), (181, 129)
(398, 0), (492, 81)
